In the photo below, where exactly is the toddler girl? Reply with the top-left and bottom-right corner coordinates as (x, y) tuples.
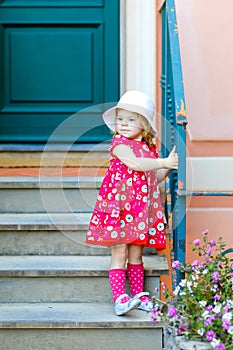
(86, 90), (178, 316)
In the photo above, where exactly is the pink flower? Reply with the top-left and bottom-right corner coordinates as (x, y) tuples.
(167, 305), (177, 317)
(214, 293), (221, 301)
(193, 239), (201, 246)
(172, 260), (180, 269)
(205, 248), (212, 255)
(222, 318), (231, 330)
(191, 260), (199, 267)
(204, 257), (211, 263)
(202, 229), (209, 235)
(210, 240), (216, 247)
(211, 271), (220, 283)
(216, 344), (225, 350)
(205, 330), (216, 341)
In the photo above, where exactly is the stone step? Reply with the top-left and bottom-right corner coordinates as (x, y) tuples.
(0, 213), (157, 256)
(0, 302), (163, 350)
(0, 212), (102, 255)
(0, 255), (168, 303)
(0, 176), (102, 213)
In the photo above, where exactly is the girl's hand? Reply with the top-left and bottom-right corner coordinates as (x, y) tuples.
(164, 146), (178, 169)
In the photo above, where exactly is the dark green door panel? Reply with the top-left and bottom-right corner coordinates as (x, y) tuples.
(0, 0), (119, 142)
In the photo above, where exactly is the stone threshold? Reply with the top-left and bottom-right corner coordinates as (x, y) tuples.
(0, 143), (110, 152)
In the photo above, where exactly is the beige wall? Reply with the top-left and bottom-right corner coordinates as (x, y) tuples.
(175, 0), (233, 261)
(176, 0), (233, 142)
(121, 0), (156, 106)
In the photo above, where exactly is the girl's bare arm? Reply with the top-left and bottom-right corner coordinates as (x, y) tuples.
(156, 169), (170, 183)
(113, 145), (178, 172)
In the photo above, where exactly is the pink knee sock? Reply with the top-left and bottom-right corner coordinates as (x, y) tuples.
(108, 268), (131, 304)
(127, 263), (151, 302)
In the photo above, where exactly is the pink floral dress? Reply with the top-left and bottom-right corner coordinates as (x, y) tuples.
(86, 135), (166, 251)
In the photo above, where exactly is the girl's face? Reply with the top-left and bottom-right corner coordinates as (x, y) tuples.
(116, 109), (143, 140)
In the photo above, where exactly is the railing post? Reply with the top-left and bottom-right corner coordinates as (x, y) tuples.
(161, 0), (188, 284)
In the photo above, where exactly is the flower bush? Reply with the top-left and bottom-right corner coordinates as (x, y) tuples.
(151, 230), (233, 349)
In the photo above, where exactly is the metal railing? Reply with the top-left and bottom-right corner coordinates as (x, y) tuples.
(160, 0), (187, 284)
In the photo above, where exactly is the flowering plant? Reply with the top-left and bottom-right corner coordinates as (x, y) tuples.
(151, 230), (233, 350)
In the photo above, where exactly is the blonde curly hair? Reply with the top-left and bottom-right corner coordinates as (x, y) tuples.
(137, 114), (155, 147)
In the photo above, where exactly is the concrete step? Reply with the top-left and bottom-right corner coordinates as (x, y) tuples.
(0, 213), (157, 256)
(0, 212), (105, 255)
(0, 302), (163, 350)
(0, 255), (168, 303)
(0, 176), (102, 213)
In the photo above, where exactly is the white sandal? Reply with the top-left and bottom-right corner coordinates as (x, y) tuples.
(133, 292), (153, 312)
(114, 293), (141, 316)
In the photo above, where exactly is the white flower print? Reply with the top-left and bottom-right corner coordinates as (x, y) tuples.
(91, 215), (99, 225)
(157, 211), (163, 219)
(120, 220), (125, 228)
(140, 233), (145, 240)
(157, 223), (164, 231)
(115, 172), (121, 180)
(115, 194), (120, 201)
(126, 214), (133, 222)
(138, 222), (146, 230)
(126, 178), (132, 186)
(141, 184), (148, 193)
(142, 144), (149, 151)
(121, 194), (126, 200)
(153, 191), (159, 199)
(125, 202), (131, 211)
(149, 228), (156, 235)
(111, 209), (120, 218)
(111, 231), (118, 238)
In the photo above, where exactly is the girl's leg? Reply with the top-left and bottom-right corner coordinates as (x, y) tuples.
(127, 244), (153, 311)
(109, 244), (128, 302)
(108, 244), (141, 315)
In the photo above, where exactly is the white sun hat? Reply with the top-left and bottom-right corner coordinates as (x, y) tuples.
(103, 90), (158, 136)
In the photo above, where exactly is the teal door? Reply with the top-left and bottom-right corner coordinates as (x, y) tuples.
(0, 0), (119, 143)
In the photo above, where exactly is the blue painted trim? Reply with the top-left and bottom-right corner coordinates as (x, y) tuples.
(161, 0), (188, 285)
(166, 0), (187, 127)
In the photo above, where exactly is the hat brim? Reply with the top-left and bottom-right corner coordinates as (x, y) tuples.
(103, 105), (158, 136)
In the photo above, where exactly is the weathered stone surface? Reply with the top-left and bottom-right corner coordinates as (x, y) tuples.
(0, 176), (102, 213)
(164, 328), (212, 350)
(0, 303), (163, 350)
